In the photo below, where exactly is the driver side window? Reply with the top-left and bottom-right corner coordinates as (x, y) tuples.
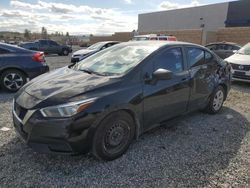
(154, 47), (184, 73)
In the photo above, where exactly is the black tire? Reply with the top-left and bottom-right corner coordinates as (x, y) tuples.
(0, 69), (27, 92)
(62, 49), (69, 56)
(204, 86), (225, 114)
(92, 111), (135, 161)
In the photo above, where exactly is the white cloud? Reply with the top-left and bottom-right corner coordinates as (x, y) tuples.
(159, 0), (201, 10)
(0, 0), (138, 35)
(124, 0), (133, 4)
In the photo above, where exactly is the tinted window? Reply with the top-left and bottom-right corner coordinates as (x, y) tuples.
(187, 47), (205, 67)
(154, 48), (183, 72)
(158, 37), (168, 41)
(49, 41), (58, 46)
(217, 44), (225, 50)
(0, 48), (10, 54)
(206, 44), (217, 51)
(40, 40), (47, 45)
(227, 45), (240, 50)
(105, 43), (114, 48)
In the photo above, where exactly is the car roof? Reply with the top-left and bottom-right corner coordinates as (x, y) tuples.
(134, 34), (175, 37)
(0, 42), (33, 52)
(96, 41), (120, 44)
(205, 42), (241, 47)
(122, 41), (204, 48)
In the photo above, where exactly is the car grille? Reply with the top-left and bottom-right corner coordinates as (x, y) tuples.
(230, 63), (250, 71)
(233, 73), (250, 80)
(14, 102), (28, 120)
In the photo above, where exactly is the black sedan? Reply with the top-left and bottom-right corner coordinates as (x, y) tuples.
(0, 43), (49, 92)
(205, 42), (241, 59)
(13, 41), (231, 160)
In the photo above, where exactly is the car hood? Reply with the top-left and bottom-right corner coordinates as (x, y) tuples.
(73, 49), (97, 56)
(20, 67), (116, 107)
(225, 54), (250, 65)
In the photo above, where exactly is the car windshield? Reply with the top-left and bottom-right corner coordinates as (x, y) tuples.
(75, 43), (162, 76)
(238, 43), (250, 55)
(87, 42), (105, 50)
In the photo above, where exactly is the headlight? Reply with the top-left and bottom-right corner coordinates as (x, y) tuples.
(40, 98), (97, 118)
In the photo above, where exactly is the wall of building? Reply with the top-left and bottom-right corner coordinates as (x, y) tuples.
(139, 29), (203, 44)
(216, 27), (250, 46)
(86, 27), (250, 47)
(138, 2), (229, 33)
(89, 32), (134, 45)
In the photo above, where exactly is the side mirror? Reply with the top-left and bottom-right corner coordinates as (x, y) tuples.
(153, 68), (173, 80)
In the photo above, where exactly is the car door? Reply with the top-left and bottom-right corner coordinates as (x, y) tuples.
(39, 40), (49, 53)
(142, 47), (191, 130)
(0, 47), (11, 67)
(48, 40), (60, 54)
(185, 47), (219, 111)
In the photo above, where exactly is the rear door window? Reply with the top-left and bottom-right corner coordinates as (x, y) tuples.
(40, 40), (48, 46)
(186, 47), (205, 67)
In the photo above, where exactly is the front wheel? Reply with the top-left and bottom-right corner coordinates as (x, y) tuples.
(204, 86), (225, 114)
(0, 70), (27, 92)
(92, 111), (135, 161)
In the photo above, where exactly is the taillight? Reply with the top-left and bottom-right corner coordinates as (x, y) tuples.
(32, 52), (45, 63)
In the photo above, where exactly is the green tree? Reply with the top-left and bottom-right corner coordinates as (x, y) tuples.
(41, 27), (48, 39)
(66, 32), (69, 37)
(24, 29), (31, 40)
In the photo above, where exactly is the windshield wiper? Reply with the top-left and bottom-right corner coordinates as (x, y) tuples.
(79, 68), (107, 76)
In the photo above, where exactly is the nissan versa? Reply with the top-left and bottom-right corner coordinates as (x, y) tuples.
(13, 41), (231, 160)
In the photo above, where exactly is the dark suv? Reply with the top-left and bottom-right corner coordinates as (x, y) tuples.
(13, 41), (231, 160)
(20, 39), (72, 56)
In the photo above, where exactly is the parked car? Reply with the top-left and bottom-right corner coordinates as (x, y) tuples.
(71, 41), (120, 63)
(132, 34), (177, 41)
(205, 42), (241, 59)
(225, 42), (250, 82)
(13, 41), (231, 160)
(0, 42), (49, 92)
(19, 39), (72, 56)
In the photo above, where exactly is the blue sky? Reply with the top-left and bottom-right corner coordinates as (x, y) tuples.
(0, 0), (232, 35)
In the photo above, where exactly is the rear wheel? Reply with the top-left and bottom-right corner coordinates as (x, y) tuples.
(62, 49), (69, 56)
(92, 111), (135, 161)
(204, 86), (225, 114)
(0, 70), (27, 92)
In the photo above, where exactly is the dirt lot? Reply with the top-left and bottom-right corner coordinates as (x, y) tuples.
(0, 51), (249, 187)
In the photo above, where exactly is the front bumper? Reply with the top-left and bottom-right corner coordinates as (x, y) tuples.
(12, 102), (92, 154)
(231, 69), (250, 83)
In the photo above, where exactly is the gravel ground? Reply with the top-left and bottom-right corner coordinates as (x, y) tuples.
(0, 50), (249, 187)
